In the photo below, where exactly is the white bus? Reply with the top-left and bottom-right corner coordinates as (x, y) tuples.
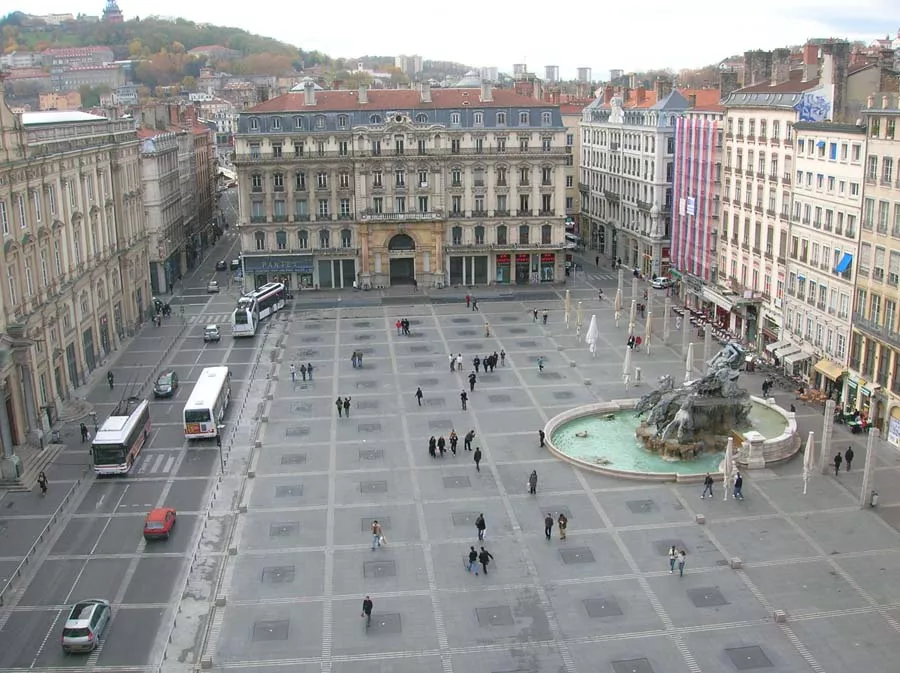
(231, 282), (286, 336)
(183, 366), (232, 439)
(91, 399), (152, 475)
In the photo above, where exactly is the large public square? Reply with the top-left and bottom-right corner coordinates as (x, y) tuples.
(2, 244), (900, 673)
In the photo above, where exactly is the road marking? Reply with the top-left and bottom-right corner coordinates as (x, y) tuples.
(162, 456), (176, 473)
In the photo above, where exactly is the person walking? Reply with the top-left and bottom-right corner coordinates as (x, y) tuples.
(500, 349), (506, 366)
(290, 364), (296, 382)
(537, 356), (545, 372)
(558, 513), (568, 540)
(701, 473), (714, 499)
(466, 294), (471, 309)
(473, 447), (482, 472)
(595, 255), (600, 266)
(464, 430), (475, 451)
(833, 452), (843, 476)
(415, 387), (424, 406)
(538, 429), (546, 447)
(472, 298), (478, 311)
(533, 308), (539, 322)
(449, 354), (456, 373)
(467, 546), (479, 575)
(668, 545), (677, 574)
(428, 436), (437, 459)
(478, 547), (493, 575)
(449, 430), (458, 455)
(300, 363), (308, 381)
(528, 470), (538, 495)
(475, 513), (486, 541)
(544, 513), (554, 541)
(468, 372), (477, 393)
(343, 397), (351, 417)
(80, 422), (89, 443)
(473, 356), (481, 373)
(460, 390), (468, 410)
(677, 549), (687, 577)
(845, 446), (854, 471)
(361, 596), (373, 628)
(37, 471), (48, 496)
(336, 397), (344, 418)
(370, 521), (383, 550)
(542, 309), (548, 325)
(733, 472), (744, 500)
(396, 319), (402, 335)
(307, 363), (314, 380)
(437, 436), (446, 457)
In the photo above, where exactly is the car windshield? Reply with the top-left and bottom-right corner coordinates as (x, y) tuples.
(156, 374), (172, 386)
(63, 627), (91, 638)
(92, 444), (125, 465)
(145, 521), (166, 530)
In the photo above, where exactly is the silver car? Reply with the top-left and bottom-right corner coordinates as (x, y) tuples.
(61, 599), (111, 653)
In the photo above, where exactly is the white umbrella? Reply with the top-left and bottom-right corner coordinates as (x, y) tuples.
(564, 289), (571, 328)
(644, 311), (652, 354)
(663, 297), (671, 342)
(723, 436), (734, 501)
(684, 342), (694, 382)
(585, 314), (600, 357)
(623, 343), (632, 376)
(629, 299), (637, 326)
(802, 431), (815, 495)
(614, 288), (623, 313)
(575, 300), (583, 338)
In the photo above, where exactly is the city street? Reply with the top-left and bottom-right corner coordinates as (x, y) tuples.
(2, 250), (900, 673)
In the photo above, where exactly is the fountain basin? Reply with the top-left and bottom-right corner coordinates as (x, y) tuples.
(545, 397), (799, 482)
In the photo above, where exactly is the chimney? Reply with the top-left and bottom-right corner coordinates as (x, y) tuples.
(358, 84), (368, 104)
(420, 80), (431, 103)
(480, 79), (493, 103)
(688, 93), (697, 108)
(628, 73), (638, 89)
(771, 48), (791, 85)
(303, 81), (316, 106)
(551, 89), (560, 104)
(879, 48), (895, 70)
(719, 70), (739, 99)
(743, 50), (773, 85)
(636, 86), (646, 104)
(604, 85), (614, 102)
(654, 78), (672, 101)
(821, 41), (850, 121)
(802, 43), (819, 82)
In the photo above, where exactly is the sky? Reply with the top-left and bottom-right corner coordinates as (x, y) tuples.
(16, 0), (898, 77)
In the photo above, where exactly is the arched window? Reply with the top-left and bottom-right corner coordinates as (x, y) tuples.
(337, 114), (349, 129)
(473, 111), (483, 126)
(496, 111), (507, 126)
(518, 225), (529, 245)
(315, 115), (326, 129)
(415, 113), (428, 123)
(451, 226), (462, 245)
(519, 111), (529, 125)
(541, 224), (552, 245)
(450, 112), (461, 126)
(496, 224), (508, 245)
(79, 290), (89, 319)
(319, 229), (330, 248)
(293, 116), (303, 129)
(272, 117), (282, 130)
(541, 111), (552, 126)
(340, 228), (352, 248)
(249, 117), (260, 131)
(297, 229), (309, 249)
(369, 114), (383, 124)
(254, 231), (266, 250)
(474, 225), (485, 244)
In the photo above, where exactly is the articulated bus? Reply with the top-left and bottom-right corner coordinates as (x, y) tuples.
(91, 399), (152, 475)
(183, 366), (232, 439)
(230, 282), (286, 336)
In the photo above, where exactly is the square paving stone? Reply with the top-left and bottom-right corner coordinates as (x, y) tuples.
(353, 321), (372, 328)
(451, 318), (472, 324)
(509, 328), (528, 334)
(654, 539), (688, 556)
(429, 420), (453, 430)
(501, 316), (520, 322)
(360, 517), (391, 531)
(414, 361), (434, 369)
(451, 512), (479, 526)
(724, 646), (773, 670)
(517, 340), (538, 347)
(269, 522), (299, 538)
(292, 402), (313, 413)
(357, 400), (380, 410)
(301, 336), (322, 343)
(356, 380), (377, 389)
(358, 423), (382, 433)
(611, 659), (655, 673)
(686, 587), (729, 608)
(360, 481), (388, 494)
(368, 613), (402, 634)
(410, 345), (430, 353)
(539, 371), (563, 380)
(583, 597), (623, 618)
(358, 449), (384, 461)
(475, 606), (514, 627)
(443, 476), (471, 489)
(252, 619), (290, 641)
(285, 426), (310, 437)
(356, 334), (373, 341)
(457, 329), (477, 336)
(275, 485), (303, 497)
(488, 394), (511, 403)
(407, 319), (422, 325)
(295, 349), (318, 358)
(356, 347), (375, 355)
(304, 323), (323, 330)
(420, 378), (439, 386)
(560, 547), (595, 564)
(261, 566), (296, 584)
(479, 374), (499, 382)
(363, 560), (396, 578)
(463, 342), (483, 350)
(281, 453), (307, 465)
(626, 499), (659, 514)
(425, 398), (445, 408)
(553, 391), (575, 400)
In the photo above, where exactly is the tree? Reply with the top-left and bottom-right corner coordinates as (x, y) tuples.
(78, 85), (100, 107)
(181, 75), (196, 90)
(128, 39), (143, 57)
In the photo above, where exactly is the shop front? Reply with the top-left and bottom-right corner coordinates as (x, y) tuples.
(318, 259), (356, 289)
(242, 254), (315, 291)
(495, 254), (511, 283)
(813, 358), (845, 395)
(449, 255), (488, 286)
(515, 253), (531, 284)
(888, 405), (900, 447)
(539, 253), (556, 282)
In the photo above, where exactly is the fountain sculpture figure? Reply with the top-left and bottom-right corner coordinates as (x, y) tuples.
(634, 341), (750, 460)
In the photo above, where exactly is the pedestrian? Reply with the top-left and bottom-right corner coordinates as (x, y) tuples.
(336, 396), (344, 417)
(537, 356), (545, 372)
(428, 436), (437, 459)
(528, 470), (538, 495)
(466, 293), (471, 308)
(456, 354), (463, 371)
(343, 397), (351, 417)
(290, 364), (296, 382)
(484, 321), (491, 337)
(473, 446), (482, 471)
(396, 319), (402, 335)
(595, 255), (600, 266)
(542, 309), (548, 324)
(415, 387), (424, 406)
(500, 350), (506, 366)
(558, 512), (567, 540)
(464, 430), (475, 451)
(216, 434), (222, 449)
(544, 512), (554, 540)
(351, 352), (358, 369)
(598, 288), (604, 301)
(370, 520), (383, 550)
(845, 446), (854, 471)
(437, 435), (446, 456)
(668, 545), (677, 573)
(533, 308), (539, 322)
(460, 389), (468, 410)
(80, 422), (89, 443)
(790, 403), (796, 413)
(449, 354), (456, 372)
(307, 363), (314, 380)
(538, 429), (546, 447)
(701, 473), (714, 499)
(478, 546), (493, 574)
(475, 513), (486, 541)
(733, 472), (744, 500)
(833, 452), (843, 476)
(677, 549), (687, 577)
(472, 298), (478, 311)
(473, 356), (481, 373)
(37, 470), (48, 496)
(449, 430), (458, 455)
(468, 372), (477, 392)
(300, 363), (308, 381)
(361, 596), (373, 628)
(467, 546), (479, 574)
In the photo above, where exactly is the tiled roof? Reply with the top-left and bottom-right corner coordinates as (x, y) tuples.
(42, 46), (111, 56)
(248, 88), (553, 113)
(733, 70), (820, 94)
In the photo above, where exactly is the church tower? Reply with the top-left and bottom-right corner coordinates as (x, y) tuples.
(102, 0), (124, 23)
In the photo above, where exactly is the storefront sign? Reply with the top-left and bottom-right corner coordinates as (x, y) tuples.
(496, 254), (511, 264)
(243, 255), (314, 273)
(540, 253), (555, 263)
(515, 253), (529, 263)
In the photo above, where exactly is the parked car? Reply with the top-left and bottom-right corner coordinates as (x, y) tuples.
(204, 324), (221, 342)
(153, 370), (179, 398)
(215, 260), (227, 271)
(230, 259), (241, 270)
(651, 276), (673, 289)
(143, 507), (177, 541)
(207, 280), (220, 293)
(61, 599), (111, 653)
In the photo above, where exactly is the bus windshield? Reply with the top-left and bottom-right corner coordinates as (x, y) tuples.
(234, 310), (249, 324)
(93, 444), (126, 465)
(185, 409), (212, 423)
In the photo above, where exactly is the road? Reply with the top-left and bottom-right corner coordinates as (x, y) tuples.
(0, 227), (264, 672)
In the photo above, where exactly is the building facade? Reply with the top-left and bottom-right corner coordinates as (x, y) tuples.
(783, 122), (864, 391)
(0, 97), (149, 464)
(232, 82), (569, 290)
(52, 65), (125, 92)
(560, 104), (584, 226)
(849, 94), (900, 442)
(140, 131), (185, 294)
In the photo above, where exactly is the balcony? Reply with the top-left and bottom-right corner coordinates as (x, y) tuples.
(756, 172), (765, 180)
(766, 208), (776, 217)
(724, 166), (733, 175)
(294, 214), (311, 222)
(448, 211), (465, 218)
(603, 190), (620, 202)
(516, 210), (532, 216)
(234, 150), (348, 164)
(494, 210), (510, 217)
(317, 246), (360, 257)
(725, 132), (734, 139)
(359, 210), (443, 223)
(251, 186), (263, 193)
(250, 215), (267, 223)
(636, 200), (652, 211)
(854, 315), (900, 351)
(578, 182), (589, 192)
(272, 214), (288, 223)
(472, 210), (488, 217)
(736, 134), (744, 141)
(338, 213), (354, 220)
(315, 184), (329, 193)
(538, 209), (555, 216)
(768, 174), (777, 183)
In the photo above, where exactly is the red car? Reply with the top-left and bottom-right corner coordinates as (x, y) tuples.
(143, 507), (176, 540)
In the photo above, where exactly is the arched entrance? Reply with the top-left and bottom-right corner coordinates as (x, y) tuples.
(388, 234), (416, 285)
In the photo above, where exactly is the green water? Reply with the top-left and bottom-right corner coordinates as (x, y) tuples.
(551, 402), (786, 475)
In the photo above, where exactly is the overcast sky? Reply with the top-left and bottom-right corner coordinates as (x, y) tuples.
(21, 0), (897, 76)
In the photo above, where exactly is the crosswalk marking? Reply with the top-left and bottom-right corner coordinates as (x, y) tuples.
(134, 452), (178, 475)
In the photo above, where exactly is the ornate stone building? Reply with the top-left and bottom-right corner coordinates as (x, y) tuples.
(232, 82), (569, 289)
(0, 88), (149, 464)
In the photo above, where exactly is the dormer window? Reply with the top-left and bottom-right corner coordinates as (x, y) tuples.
(249, 117), (260, 131)
(496, 111), (507, 126)
(370, 114), (383, 124)
(315, 115), (326, 129)
(474, 111), (483, 126)
(450, 112), (461, 126)
(337, 114), (349, 129)
(519, 111), (529, 125)
(541, 111), (552, 126)
(293, 116), (303, 129)
(272, 117), (281, 130)
(415, 113), (428, 123)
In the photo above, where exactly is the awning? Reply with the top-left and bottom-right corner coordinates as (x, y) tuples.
(814, 358), (845, 380)
(816, 140), (826, 148)
(835, 252), (852, 273)
(702, 286), (734, 312)
(774, 343), (801, 358)
(766, 339), (791, 353)
(784, 349), (813, 365)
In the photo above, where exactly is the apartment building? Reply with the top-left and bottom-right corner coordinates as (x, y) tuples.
(232, 82), (569, 290)
(42, 46), (114, 71)
(560, 104), (585, 224)
(139, 131), (184, 295)
(781, 122), (864, 393)
(0, 95), (149, 464)
(849, 93), (900, 442)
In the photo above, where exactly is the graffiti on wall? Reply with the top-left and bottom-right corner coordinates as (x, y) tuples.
(794, 85), (833, 122)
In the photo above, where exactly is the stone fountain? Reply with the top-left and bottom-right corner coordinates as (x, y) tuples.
(634, 342), (750, 460)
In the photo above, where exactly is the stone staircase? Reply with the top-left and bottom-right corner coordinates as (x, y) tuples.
(0, 443), (67, 492)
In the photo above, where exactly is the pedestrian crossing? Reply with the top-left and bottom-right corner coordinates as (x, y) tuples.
(191, 313), (234, 325)
(133, 451), (178, 475)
